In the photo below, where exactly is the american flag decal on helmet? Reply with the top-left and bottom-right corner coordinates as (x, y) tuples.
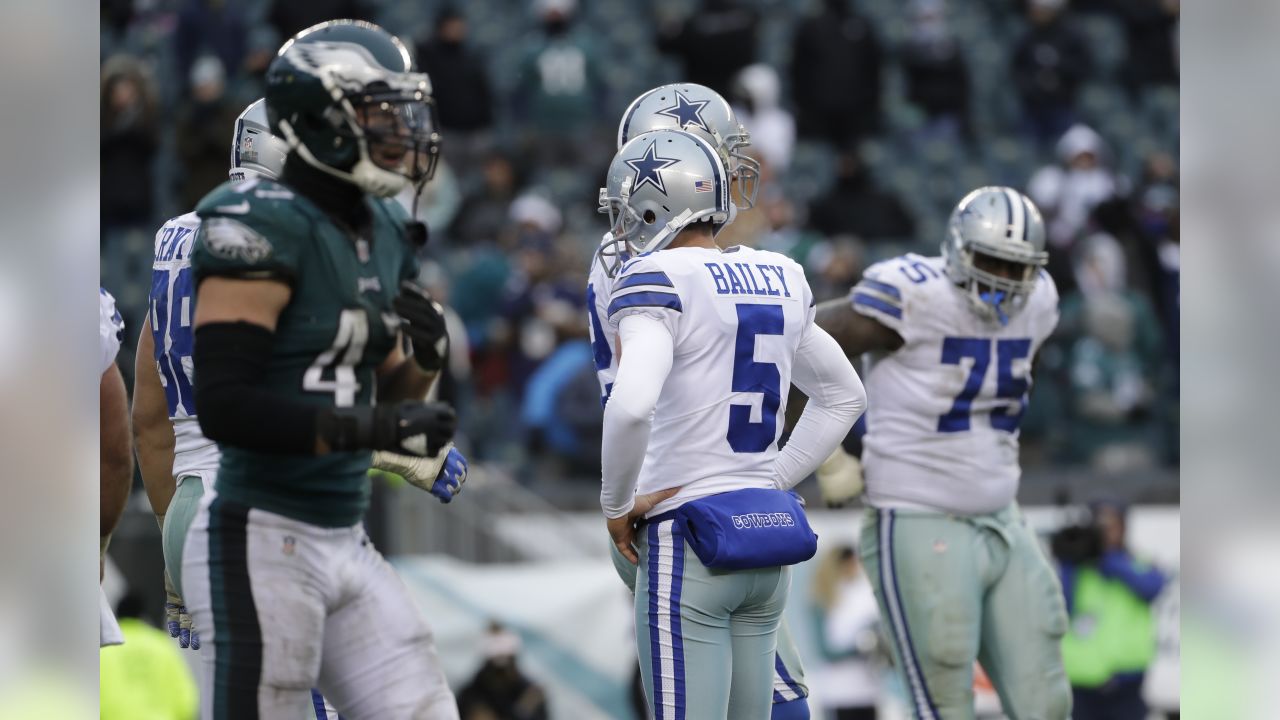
(694, 179), (714, 193)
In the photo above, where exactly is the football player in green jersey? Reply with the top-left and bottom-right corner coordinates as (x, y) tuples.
(182, 21), (461, 719)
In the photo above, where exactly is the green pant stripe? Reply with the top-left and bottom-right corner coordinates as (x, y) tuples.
(209, 497), (262, 720)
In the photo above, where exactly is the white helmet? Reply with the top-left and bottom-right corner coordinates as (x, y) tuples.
(618, 83), (759, 211)
(229, 99), (288, 182)
(942, 186), (1049, 324)
(597, 129), (730, 274)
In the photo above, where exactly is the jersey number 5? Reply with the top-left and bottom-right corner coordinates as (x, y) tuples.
(303, 309), (368, 407)
(728, 304), (785, 453)
(938, 337), (1032, 433)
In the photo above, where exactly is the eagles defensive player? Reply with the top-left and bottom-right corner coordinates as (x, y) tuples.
(589, 83), (813, 718)
(600, 128), (866, 719)
(814, 187), (1070, 719)
(182, 23), (460, 719)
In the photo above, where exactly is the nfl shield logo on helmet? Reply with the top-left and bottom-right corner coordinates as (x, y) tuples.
(241, 134), (258, 164)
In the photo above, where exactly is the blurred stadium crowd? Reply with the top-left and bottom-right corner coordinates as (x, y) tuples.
(100, 0), (1179, 500)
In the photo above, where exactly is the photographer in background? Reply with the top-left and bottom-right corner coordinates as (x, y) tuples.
(1052, 499), (1168, 720)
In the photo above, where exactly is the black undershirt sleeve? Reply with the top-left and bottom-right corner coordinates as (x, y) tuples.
(193, 322), (320, 454)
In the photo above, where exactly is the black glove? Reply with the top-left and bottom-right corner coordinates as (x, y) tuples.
(320, 401), (456, 457)
(393, 281), (448, 372)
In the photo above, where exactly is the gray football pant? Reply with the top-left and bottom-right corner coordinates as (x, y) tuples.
(859, 503), (1071, 720)
(622, 517), (792, 719)
(611, 535), (809, 705)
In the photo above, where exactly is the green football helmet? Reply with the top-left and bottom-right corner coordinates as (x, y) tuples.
(278, 19), (413, 72)
(267, 20), (441, 197)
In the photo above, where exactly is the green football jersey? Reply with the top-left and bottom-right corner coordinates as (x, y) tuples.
(191, 178), (419, 527)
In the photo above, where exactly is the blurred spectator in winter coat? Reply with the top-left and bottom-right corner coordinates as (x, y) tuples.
(809, 146), (915, 243)
(730, 64), (795, 173)
(1114, 0), (1180, 96)
(175, 56), (243, 209)
(901, 0), (973, 145)
(1011, 0), (1093, 147)
(656, 0), (758, 95)
(791, 0), (884, 147)
(1028, 124), (1123, 254)
(101, 55), (159, 234)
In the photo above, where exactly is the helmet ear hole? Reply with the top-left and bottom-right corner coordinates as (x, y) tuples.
(643, 209), (657, 224)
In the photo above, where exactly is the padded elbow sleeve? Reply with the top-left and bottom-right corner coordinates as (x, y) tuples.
(193, 322), (319, 454)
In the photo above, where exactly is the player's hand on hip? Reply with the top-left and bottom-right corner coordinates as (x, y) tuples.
(372, 444), (468, 503)
(164, 571), (200, 650)
(607, 487), (681, 565)
(817, 446), (864, 507)
(393, 281), (448, 372)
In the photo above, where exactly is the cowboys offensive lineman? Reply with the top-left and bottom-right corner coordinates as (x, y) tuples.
(589, 83), (812, 717)
(814, 187), (1070, 719)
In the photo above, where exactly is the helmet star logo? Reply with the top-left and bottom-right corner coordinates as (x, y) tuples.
(625, 140), (680, 195)
(656, 91), (711, 133)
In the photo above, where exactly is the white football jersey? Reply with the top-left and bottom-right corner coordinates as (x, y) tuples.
(851, 253), (1059, 515)
(586, 235), (624, 405)
(608, 244), (815, 517)
(149, 212), (220, 480)
(99, 287), (125, 374)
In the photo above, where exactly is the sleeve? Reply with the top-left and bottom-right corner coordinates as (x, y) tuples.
(1034, 269), (1061, 345)
(600, 314), (675, 518)
(771, 324), (866, 491)
(191, 197), (302, 284)
(606, 256), (683, 339)
(848, 259), (909, 338)
(99, 288), (125, 374)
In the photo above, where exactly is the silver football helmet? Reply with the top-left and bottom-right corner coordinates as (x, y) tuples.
(229, 99), (288, 182)
(617, 83), (759, 211)
(597, 129), (731, 274)
(942, 186), (1049, 324)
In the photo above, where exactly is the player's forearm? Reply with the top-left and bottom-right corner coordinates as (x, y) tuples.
(600, 400), (651, 518)
(136, 428), (176, 523)
(133, 318), (177, 524)
(773, 328), (867, 490)
(377, 358), (437, 402)
(100, 365), (133, 539)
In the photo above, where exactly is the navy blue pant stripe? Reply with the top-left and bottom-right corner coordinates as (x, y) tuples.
(210, 498), (262, 720)
(647, 522), (664, 717)
(878, 510), (939, 719)
(774, 654), (804, 697)
(669, 523), (686, 720)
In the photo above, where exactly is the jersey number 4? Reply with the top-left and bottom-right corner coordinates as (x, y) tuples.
(728, 304), (785, 453)
(303, 309), (368, 407)
(938, 337), (1032, 433)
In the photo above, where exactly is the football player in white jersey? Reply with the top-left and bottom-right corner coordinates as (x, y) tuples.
(100, 287), (130, 647)
(132, 97), (465, 720)
(599, 127), (866, 719)
(589, 84), (814, 718)
(812, 187), (1071, 719)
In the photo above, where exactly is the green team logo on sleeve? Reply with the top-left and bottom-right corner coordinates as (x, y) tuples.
(201, 217), (274, 264)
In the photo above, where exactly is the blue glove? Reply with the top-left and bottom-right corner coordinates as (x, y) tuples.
(430, 447), (468, 504)
(164, 572), (200, 650)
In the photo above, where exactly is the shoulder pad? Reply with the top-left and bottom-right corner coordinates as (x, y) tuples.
(608, 255), (683, 321)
